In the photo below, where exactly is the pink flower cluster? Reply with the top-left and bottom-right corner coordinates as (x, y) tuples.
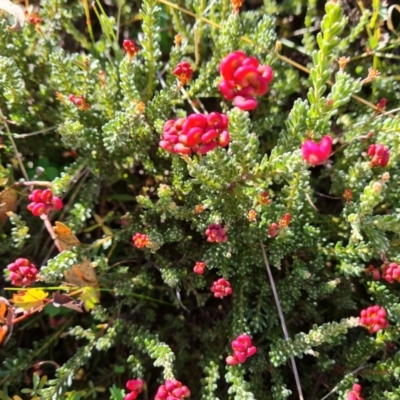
(132, 233), (150, 249)
(226, 334), (257, 365)
(210, 278), (232, 298)
(154, 379), (190, 400)
(219, 51), (273, 111)
(347, 383), (364, 400)
(160, 113), (230, 155)
(193, 261), (206, 275)
(205, 223), (228, 243)
(301, 136), (332, 166)
(382, 262), (400, 283)
(368, 144), (390, 167)
(7, 258), (38, 286)
(27, 189), (63, 216)
(360, 305), (389, 334)
(173, 61), (193, 85)
(124, 379), (144, 400)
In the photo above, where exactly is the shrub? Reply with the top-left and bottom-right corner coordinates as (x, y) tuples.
(1, 0), (400, 399)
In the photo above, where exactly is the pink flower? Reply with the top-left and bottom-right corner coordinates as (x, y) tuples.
(226, 334), (257, 365)
(382, 262), (400, 283)
(219, 51), (273, 111)
(347, 383), (364, 400)
(366, 265), (380, 281)
(159, 113), (230, 156)
(7, 258), (38, 286)
(27, 189), (63, 216)
(211, 278), (232, 298)
(301, 136), (332, 166)
(205, 224), (228, 243)
(360, 305), (389, 334)
(123, 39), (139, 59)
(124, 378), (144, 400)
(154, 379), (190, 400)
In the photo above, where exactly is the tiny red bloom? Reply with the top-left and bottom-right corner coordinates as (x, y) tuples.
(366, 265), (380, 281)
(301, 136), (332, 166)
(193, 261), (206, 275)
(123, 39), (139, 59)
(132, 233), (150, 249)
(279, 213), (291, 228)
(154, 379), (190, 400)
(27, 189), (63, 216)
(268, 222), (278, 238)
(7, 258), (38, 286)
(360, 305), (389, 334)
(368, 144), (390, 167)
(173, 61), (193, 85)
(211, 278), (232, 298)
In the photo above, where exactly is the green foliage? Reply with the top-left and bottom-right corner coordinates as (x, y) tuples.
(1, 0), (400, 399)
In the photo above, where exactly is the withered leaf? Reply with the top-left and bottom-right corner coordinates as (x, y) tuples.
(52, 291), (83, 313)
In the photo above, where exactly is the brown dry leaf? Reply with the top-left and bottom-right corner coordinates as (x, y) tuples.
(0, 187), (17, 221)
(0, 0), (25, 31)
(64, 258), (99, 288)
(53, 221), (80, 251)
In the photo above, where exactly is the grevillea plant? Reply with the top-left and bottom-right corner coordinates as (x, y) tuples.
(1, 0), (400, 399)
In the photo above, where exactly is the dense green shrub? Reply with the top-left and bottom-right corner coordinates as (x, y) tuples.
(1, 0), (400, 399)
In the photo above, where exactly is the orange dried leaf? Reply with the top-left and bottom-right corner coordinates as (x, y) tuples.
(53, 221), (81, 251)
(12, 288), (48, 311)
(0, 187), (17, 221)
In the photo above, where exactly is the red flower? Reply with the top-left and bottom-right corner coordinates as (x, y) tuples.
(219, 51), (273, 111)
(210, 278), (232, 298)
(268, 222), (278, 238)
(132, 233), (150, 249)
(154, 379), (190, 400)
(368, 144), (390, 167)
(205, 224), (228, 243)
(366, 265), (380, 281)
(123, 39), (139, 59)
(360, 305), (389, 334)
(226, 333), (257, 365)
(301, 136), (332, 166)
(173, 61), (193, 85)
(7, 258), (38, 286)
(193, 261), (206, 275)
(124, 378), (144, 400)
(27, 189), (63, 216)
(347, 383), (364, 400)
(159, 113), (230, 156)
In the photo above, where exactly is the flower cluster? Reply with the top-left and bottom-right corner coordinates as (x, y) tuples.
(132, 233), (150, 249)
(27, 189), (63, 216)
(124, 379), (144, 400)
(210, 278), (232, 298)
(123, 39), (139, 59)
(173, 61), (193, 85)
(7, 258), (38, 286)
(360, 305), (389, 333)
(159, 113), (230, 155)
(226, 334), (257, 365)
(68, 94), (90, 110)
(154, 379), (190, 400)
(193, 261), (206, 275)
(382, 262), (400, 283)
(368, 144), (390, 167)
(347, 383), (364, 400)
(219, 51), (273, 111)
(205, 223), (228, 243)
(301, 135), (332, 166)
